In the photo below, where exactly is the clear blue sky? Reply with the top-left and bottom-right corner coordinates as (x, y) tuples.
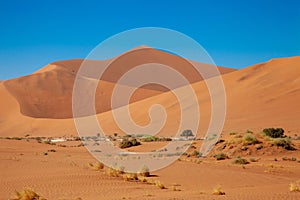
(0, 0), (299, 80)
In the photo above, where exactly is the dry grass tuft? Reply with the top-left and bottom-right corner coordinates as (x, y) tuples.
(105, 167), (119, 177)
(212, 186), (225, 195)
(122, 173), (138, 181)
(88, 161), (104, 170)
(155, 180), (166, 189)
(11, 188), (46, 200)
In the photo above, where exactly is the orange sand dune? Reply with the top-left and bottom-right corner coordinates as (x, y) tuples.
(0, 55), (299, 137)
(95, 56), (300, 137)
(3, 47), (235, 119)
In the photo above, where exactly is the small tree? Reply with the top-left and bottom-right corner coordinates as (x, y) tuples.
(180, 129), (194, 138)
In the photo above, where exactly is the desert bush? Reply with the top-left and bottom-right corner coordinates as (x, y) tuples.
(243, 134), (259, 145)
(180, 129), (194, 138)
(270, 137), (294, 150)
(141, 136), (159, 142)
(263, 128), (285, 138)
(214, 153), (227, 160)
(138, 165), (150, 177)
(93, 161), (104, 170)
(119, 138), (141, 148)
(155, 180), (166, 189)
(11, 188), (46, 200)
(191, 150), (200, 157)
(105, 167), (119, 177)
(212, 186), (225, 195)
(123, 173), (138, 181)
(233, 156), (249, 165)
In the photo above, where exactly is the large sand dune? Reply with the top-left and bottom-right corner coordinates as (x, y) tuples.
(3, 47), (234, 119)
(0, 51), (299, 138)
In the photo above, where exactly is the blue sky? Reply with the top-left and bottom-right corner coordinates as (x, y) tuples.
(0, 0), (299, 80)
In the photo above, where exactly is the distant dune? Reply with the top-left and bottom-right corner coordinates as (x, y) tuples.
(0, 48), (299, 137)
(3, 47), (234, 119)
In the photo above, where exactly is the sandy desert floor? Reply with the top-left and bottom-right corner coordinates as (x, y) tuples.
(1, 137), (300, 200)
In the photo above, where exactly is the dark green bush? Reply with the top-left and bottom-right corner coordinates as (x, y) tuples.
(180, 129), (194, 138)
(263, 128), (285, 138)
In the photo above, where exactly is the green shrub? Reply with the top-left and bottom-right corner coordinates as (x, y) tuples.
(141, 136), (159, 142)
(180, 129), (194, 138)
(271, 137), (294, 150)
(263, 128), (285, 138)
(119, 138), (141, 148)
(243, 134), (259, 145)
(214, 153), (227, 160)
(233, 156), (249, 165)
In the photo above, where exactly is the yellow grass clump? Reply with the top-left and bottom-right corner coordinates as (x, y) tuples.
(212, 186), (225, 195)
(11, 188), (46, 200)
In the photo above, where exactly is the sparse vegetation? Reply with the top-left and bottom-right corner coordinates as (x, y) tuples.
(270, 137), (294, 150)
(11, 188), (46, 200)
(212, 186), (225, 195)
(233, 156), (249, 165)
(138, 165), (150, 177)
(214, 153), (227, 160)
(141, 136), (159, 142)
(119, 138), (141, 148)
(229, 132), (237, 135)
(180, 129), (194, 138)
(123, 173), (138, 181)
(155, 180), (166, 189)
(91, 162), (104, 170)
(243, 134), (259, 145)
(282, 157), (297, 161)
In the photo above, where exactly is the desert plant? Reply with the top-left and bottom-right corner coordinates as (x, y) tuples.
(180, 129), (194, 138)
(214, 153), (227, 160)
(105, 167), (119, 177)
(11, 188), (46, 200)
(270, 137), (294, 150)
(155, 180), (166, 189)
(119, 138), (141, 148)
(93, 161), (104, 170)
(123, 173), (138, 181)
(138, 165), (150, 177)
(243, 134), (259, 145)
(212, 186), (225, 195)
(263, 128), (285, 138)
(141, 136), (159, 142)
(233, 156), (249, 165)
